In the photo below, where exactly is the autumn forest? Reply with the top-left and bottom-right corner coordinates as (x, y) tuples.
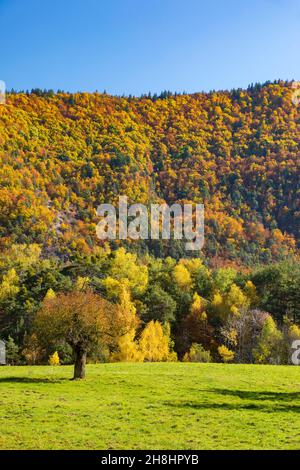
(1, 80), (299, 371)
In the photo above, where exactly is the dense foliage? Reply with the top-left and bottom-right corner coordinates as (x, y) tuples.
(0, 81), (299, 367)
(0, 244), (299, 366)
(0, 81), (299, 264)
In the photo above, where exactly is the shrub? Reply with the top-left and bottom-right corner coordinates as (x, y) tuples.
(5, 336), (21, 365)
(184, 343), (212, 362)
(218, 345), (235, 363)
(49, 351), (60, 366)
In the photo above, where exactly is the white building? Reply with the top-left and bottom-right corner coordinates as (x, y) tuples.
(0, 340), (6, 365)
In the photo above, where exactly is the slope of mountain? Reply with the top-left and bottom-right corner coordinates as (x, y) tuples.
(0, 81), (299, 264)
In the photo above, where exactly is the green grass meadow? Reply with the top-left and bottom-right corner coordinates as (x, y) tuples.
(1, 363), (300, 449)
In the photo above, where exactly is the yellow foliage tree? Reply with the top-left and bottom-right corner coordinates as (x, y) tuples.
(107, 248), (148, 296)
(102, 276), (124, 301)
(0, 244), (41, 270)
(211, 283), (249, 319)
(211, 291), (224, 316)
(218, 344), (235, 363)
(139, 321), (171, 362)
(49, 351), (60, 366)
(44, 288), (56, 300)
(243, 280), (258, 306)
(253, 316), (283, 364)
(0, 268), (19, 301)
(226, 284), (249, 315)
(75, 276), (90, 291)
(191, 292), (207, 320)
(111, 330), (144, 362)
(288, 324), (300, 341)
(108, 282), (141, 362)
(173, 263), (192, 290)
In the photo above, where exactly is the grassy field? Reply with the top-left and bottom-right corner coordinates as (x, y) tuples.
(0, 363), (300, 450)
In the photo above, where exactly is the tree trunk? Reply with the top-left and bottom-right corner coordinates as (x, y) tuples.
(73, 347), (87, 379)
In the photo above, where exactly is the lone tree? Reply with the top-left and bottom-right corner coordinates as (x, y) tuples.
(35, 290), (131, 379)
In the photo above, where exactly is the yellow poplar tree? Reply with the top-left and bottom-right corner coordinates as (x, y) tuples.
(111, 330), (144, 362)
(139, 321), (170, 362)
(109, 282), (141, 362)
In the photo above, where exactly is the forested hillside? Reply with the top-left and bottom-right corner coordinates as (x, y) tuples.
(1, 81), (300, 365)
(1, 80), (299, 265)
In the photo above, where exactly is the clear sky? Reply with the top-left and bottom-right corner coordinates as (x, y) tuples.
(1, 0), (300, 95)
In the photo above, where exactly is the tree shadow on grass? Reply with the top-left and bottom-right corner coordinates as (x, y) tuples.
(164, 388), (300, 413)
(0, 376), (67, 384)
(208, 388), (300, 402)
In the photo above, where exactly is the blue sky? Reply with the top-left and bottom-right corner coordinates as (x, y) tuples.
(0, 0), (299, 95)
